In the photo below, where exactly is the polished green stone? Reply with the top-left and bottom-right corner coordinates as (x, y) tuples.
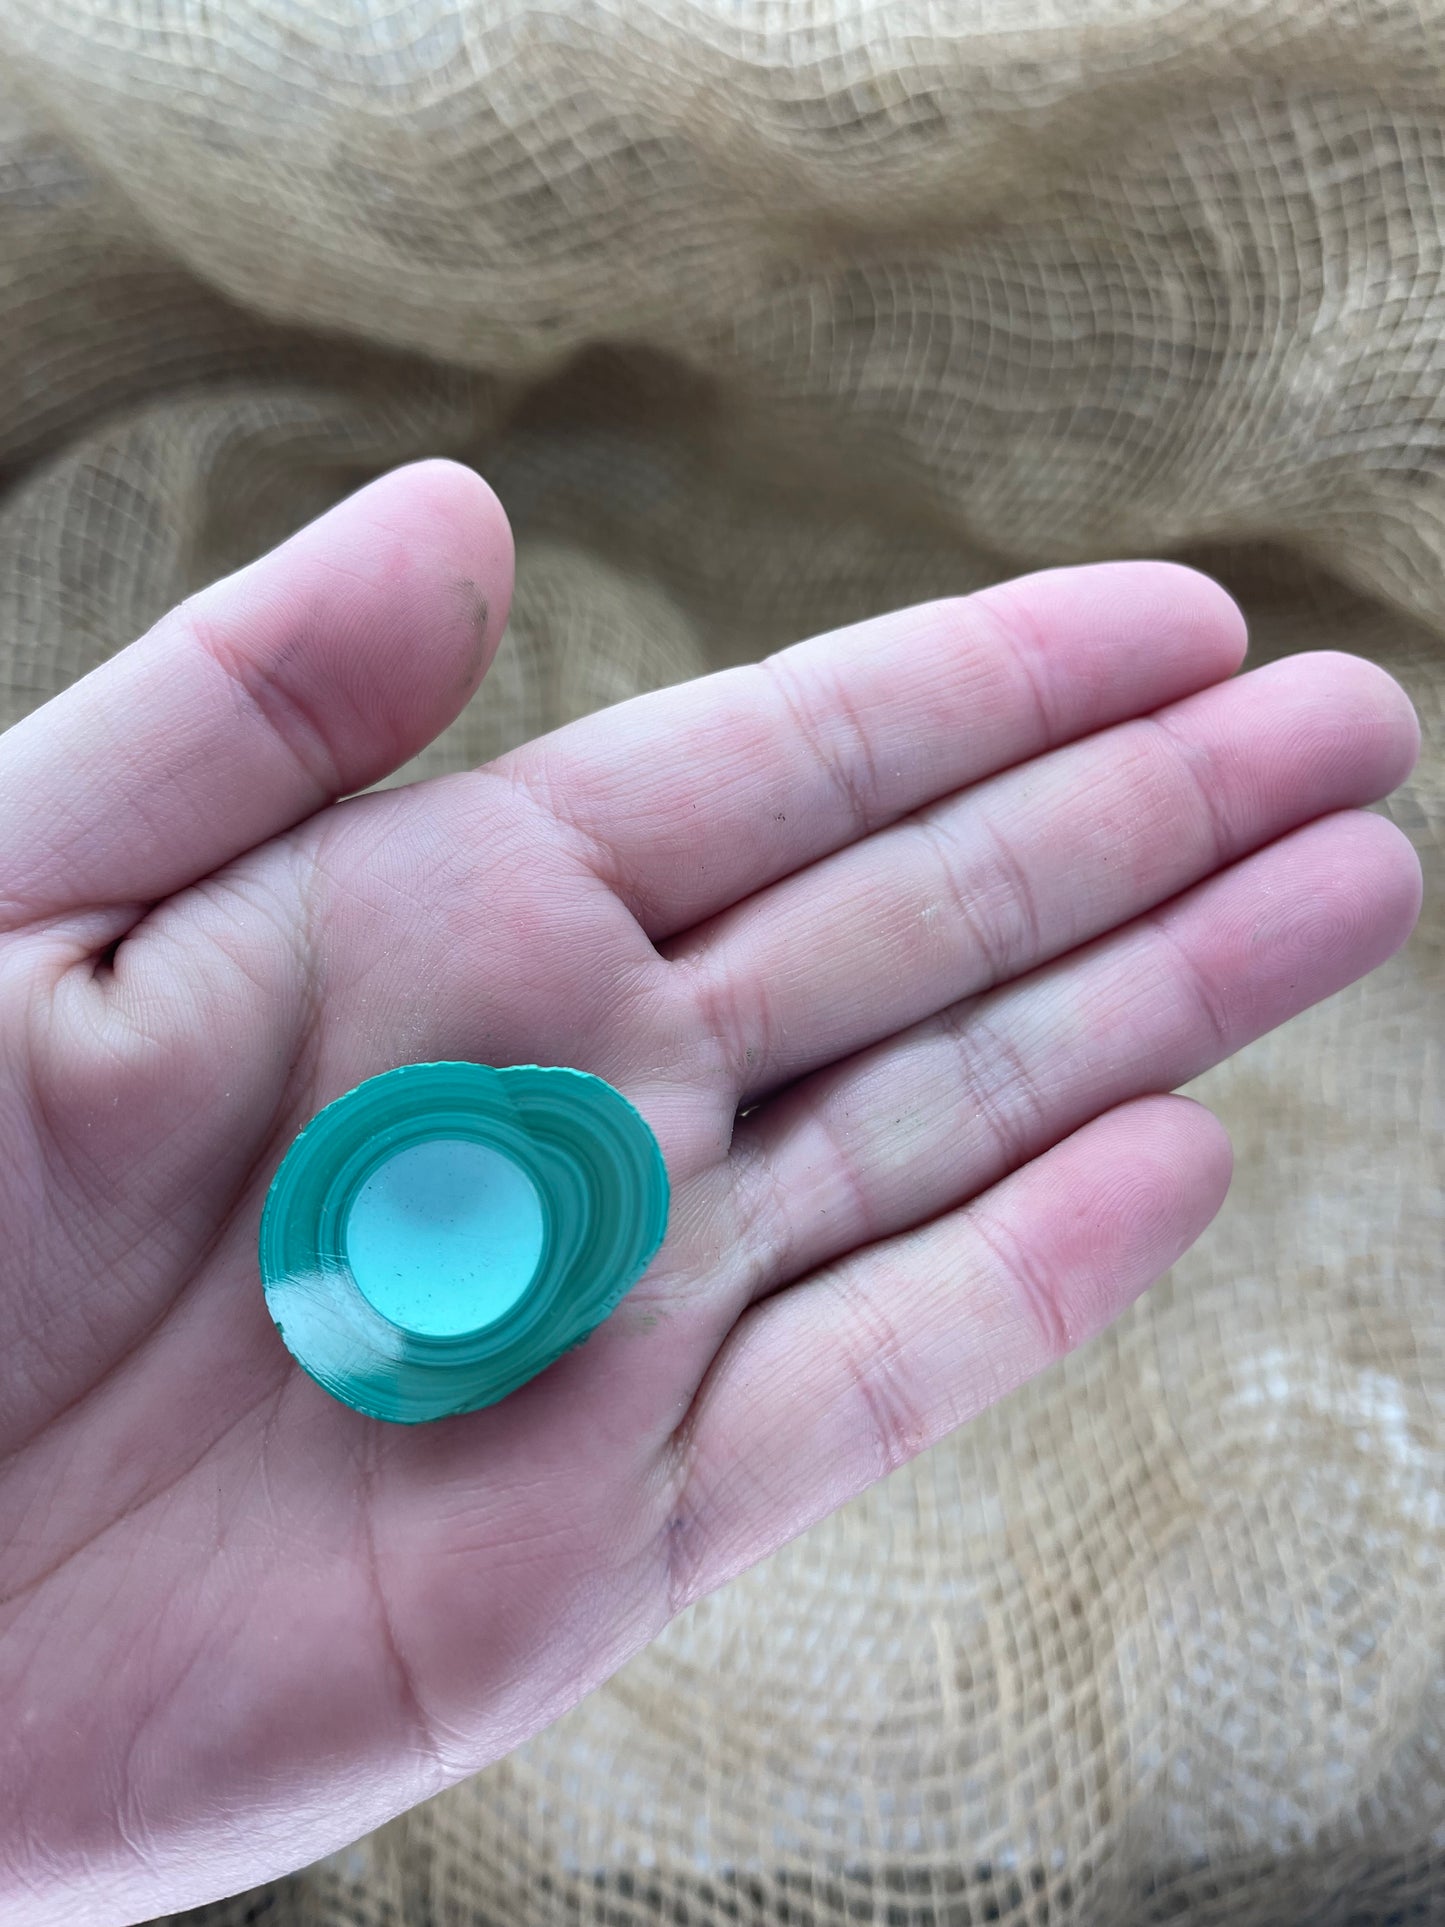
(258, 1062), (670, 1423)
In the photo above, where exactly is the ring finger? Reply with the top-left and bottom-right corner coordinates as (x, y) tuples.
(724, 807), (1420, 1308)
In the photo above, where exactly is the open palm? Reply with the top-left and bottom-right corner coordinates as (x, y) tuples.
(0, 463), (1421, 1924)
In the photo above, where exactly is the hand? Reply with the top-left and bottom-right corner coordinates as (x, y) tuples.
(0, 462), (1420, 1923)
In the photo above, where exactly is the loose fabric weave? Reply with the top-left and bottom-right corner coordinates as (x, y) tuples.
(0, 4), (1441, 1922)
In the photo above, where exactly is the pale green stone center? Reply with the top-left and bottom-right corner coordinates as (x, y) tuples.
(346, 1137), (544, 1337)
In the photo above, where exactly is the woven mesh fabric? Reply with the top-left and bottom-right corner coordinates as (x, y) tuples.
(0, 4), (1441, 1922)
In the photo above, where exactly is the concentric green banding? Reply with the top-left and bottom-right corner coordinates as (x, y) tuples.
(258, 1062), (671, 1423)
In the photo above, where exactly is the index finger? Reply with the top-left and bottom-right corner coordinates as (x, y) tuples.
(500, 561), (1249, 943)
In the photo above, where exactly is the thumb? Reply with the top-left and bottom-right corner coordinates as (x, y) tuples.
(0, 458), (514, 935)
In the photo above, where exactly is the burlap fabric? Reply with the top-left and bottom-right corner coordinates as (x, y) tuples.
(1, 4), (1442, 1922)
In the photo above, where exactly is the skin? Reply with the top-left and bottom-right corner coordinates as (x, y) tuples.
(0, 461), (1422, 1923)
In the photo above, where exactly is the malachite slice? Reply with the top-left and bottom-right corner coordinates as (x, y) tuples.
(258, 1062), (671, 1423)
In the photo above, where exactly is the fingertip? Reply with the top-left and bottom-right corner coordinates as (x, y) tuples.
(384, 458), (516, 586)
(1329, 807), (1425, 949)
(994, 1093), (1235, 1354)
(348, 456), (517, 651)
(978, 556), (1250, 717)
(269, 458), (517, 781)
(1153, 1093), (1235, 1209)
(1387, 818), (1426, 929)
(1275, 650), (1423, 790)
(392, 460), (518, 709)
(1101, 1091), (1234, 1271)
(1051, 556), (1249, 663)
(1109, 558), (1250, 677)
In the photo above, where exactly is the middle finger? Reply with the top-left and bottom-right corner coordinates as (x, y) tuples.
(666, 651), (1416, 1098)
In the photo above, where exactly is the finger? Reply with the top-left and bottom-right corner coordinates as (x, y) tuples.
(662, 1094), (1232, 1611)
(506, 561), (1247, 940)
(0, 460), (514, 933)
(673, 649), (1419, 1098)
(727, 808), (1420, 1307)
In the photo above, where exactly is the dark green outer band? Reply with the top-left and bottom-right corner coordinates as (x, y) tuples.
(258, 1062), (671, 1424)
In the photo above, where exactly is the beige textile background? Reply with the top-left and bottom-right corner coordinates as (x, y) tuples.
(1, 2), (1442, 1921)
